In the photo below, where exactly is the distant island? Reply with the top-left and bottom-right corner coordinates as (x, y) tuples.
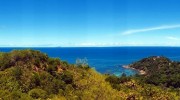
(0, 50), (179, 99)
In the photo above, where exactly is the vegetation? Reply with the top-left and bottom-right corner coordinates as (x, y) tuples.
(0, 50), (179, 99)
(129, 56), (180, 88)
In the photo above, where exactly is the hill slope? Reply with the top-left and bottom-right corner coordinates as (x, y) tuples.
(0, 50), (122, 99)
(130, 56), (180, 88)
(0, 50), (179, 100)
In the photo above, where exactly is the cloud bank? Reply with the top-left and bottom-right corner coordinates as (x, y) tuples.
(122, 24), (180, 35)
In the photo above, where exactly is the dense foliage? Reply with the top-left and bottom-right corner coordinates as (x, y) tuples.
(0, 50), (179, 99)
(129, 56), (180, 88)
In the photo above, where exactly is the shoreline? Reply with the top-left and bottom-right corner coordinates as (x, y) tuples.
(122, 65), (146, 75)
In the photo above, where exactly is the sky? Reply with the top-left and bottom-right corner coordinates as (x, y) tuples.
(1, 0), (180, 47)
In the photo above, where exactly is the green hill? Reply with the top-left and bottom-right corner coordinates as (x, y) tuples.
(0, 50), (179, 100)
(129, 56), (180, 88)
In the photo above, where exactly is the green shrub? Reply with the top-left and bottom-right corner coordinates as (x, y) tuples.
(3, 91), (32, 100)
(12, 67), (22, 80)
(28, 88), (47, 99)
(61, 71), (73, 84)
(31, 72), (41, 87)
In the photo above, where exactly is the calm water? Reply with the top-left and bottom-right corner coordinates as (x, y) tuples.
(1, 47), (180, 76)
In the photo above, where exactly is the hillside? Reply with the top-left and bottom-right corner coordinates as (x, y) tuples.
(129, 56), (180, 88)
(0, 50), (179, 100)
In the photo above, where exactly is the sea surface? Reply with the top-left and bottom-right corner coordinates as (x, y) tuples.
(1, 47), (180, 76)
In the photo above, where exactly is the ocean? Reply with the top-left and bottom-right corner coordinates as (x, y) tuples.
(1, 47), (180, 76)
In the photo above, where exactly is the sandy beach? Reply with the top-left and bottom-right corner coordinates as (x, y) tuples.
(122, 65), (146, 75)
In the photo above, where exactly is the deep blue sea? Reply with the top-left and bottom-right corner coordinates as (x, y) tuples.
(1, 47), (180, 76)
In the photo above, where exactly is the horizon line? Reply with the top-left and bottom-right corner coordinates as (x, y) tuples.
(1, 46), (180, 48)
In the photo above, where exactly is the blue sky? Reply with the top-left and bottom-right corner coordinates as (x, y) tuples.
(1, 0), (180, 47)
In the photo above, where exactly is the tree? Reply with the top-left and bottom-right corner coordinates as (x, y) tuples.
(76, 57), (89, 69)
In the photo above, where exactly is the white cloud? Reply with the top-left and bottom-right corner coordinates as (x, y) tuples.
(122, 24), (180, 35)
(166, 36), (179, 41)
(77, 42), (153, 47)
(79, 42), (110, 47)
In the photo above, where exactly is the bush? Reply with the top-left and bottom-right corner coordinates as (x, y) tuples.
(61, 71), (73, 84)
(12, 67), (22, 80)
(28, 88), (47, 99)
(3, 91), (32, 100)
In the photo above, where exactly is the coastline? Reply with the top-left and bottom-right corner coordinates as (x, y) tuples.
(122, 65), (146, 75)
